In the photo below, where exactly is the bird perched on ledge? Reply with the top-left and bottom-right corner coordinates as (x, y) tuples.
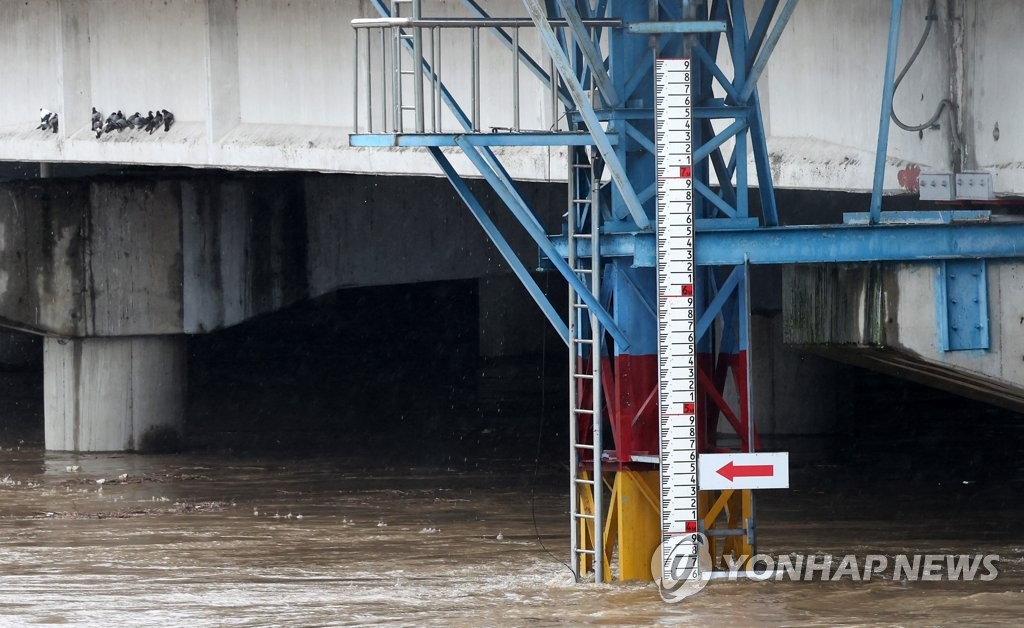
(92, 107), (176, 137)
(161, 109), (175, 132)
(37, 108), (57, 133)
(147, 110), (164, 134)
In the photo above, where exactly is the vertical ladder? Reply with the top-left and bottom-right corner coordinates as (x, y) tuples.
(567, 146), (604, 582)
(390, 0), (425, 132)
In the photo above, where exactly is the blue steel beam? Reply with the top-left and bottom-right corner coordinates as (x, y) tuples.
(698, 223), (1024, 265)
(694, 105), (750, 119)
(522, 0), (651, 230)
(695, 179), (737, 218)
(549, 223), (1024, 266)
(749, 91), (779, 226)
(735, 127), (749, 217)
(870, 0), (904, 223)
(693, 119), (746, 163)
(731, 0), (748, 100)
(696, 265), (743, 343)
(745, 0), (780, 69)
(554, 0), (619, 105)
(737, 0), (799, 104)
(455, 136), (632, 349)
(626, 21), (727, 34)
(430, 147), (570, 347)
(623, 122), (655, 156)
(691, 43), (741, 102)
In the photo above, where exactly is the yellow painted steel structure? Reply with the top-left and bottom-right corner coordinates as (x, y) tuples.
(578, 471), (754, 581)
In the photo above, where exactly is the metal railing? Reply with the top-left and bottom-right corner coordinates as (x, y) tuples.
(351, 15), (619, 135)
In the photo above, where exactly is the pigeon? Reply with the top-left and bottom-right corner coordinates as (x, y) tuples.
(102, 112), (118, 134)
(143, 110), (159, 133)
(113, 111), (128, 132)
(127, 112), (145, 130)
(161, 109), (174, 132)
(46, 113), (58, 134)
(147, 110), (164, 134)
(37, 108), (53, 131)
(91, 108), (103, 133)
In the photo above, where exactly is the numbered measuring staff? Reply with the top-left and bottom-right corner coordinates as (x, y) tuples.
(655, 58), (698, 579)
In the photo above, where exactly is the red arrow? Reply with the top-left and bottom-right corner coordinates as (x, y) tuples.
(716, 461), (774, 481)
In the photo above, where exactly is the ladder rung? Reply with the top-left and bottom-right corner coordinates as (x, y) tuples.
(573, 337), (594, 343)
(573, 408), (595, 415)
(574, 443), (595, 450)
(574, 478), (596, 486)
(574, 268), (593, 274)
(572, 199), (592, 204)
(573, 163), (592, 169)
(575, 548), (596, 555)
(572, 233), (592, 239)
(574, 373), (594, 380)
(573, 513), (596, 520)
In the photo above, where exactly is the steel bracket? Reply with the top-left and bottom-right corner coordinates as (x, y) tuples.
(937, 259), (990, 351)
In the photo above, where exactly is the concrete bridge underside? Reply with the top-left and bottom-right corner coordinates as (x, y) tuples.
(1, 0), (1024, 451)
(0, 173), (563, 450)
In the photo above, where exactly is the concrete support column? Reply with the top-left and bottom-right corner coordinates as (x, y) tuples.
(44, 336), (185, 452)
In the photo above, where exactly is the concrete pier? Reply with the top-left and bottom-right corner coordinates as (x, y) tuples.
(43, 336), (185, 452)
(784, 262), (1024, 412)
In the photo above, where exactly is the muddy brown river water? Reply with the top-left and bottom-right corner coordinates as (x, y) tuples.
(0, 447), (1021, 626)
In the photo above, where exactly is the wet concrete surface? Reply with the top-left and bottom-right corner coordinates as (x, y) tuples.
(0, 444), (1021, 626)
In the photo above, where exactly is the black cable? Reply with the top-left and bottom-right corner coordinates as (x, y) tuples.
(529, 272), (577, 578)
(890, 0), (959, 140)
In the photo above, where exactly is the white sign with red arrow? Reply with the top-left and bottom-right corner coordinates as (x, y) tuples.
(697, 452), (790, 491)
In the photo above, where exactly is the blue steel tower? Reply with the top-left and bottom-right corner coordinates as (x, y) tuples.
(350, 0), (1024, 583)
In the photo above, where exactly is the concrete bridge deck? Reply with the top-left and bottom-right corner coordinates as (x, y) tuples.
(0, 1), (1021, 193)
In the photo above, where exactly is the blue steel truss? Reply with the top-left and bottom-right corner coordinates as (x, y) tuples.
(349, 0), (1024, 423)
(350, 0), (1023, 574)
